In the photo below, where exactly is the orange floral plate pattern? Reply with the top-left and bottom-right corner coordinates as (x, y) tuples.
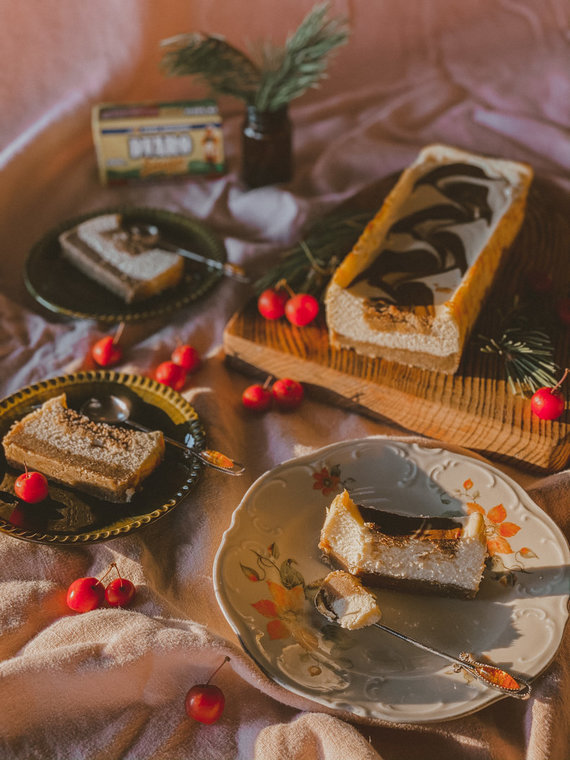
(214, 438), (569, 724)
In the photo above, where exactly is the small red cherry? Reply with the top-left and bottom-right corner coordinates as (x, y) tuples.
(105, 577), (136, 607)
(530, 368), (569, 421)
(92, 336), (122, 367)
(272, 378), (304, 410)
(14, 470), (49, 503)
(155, 361), (186, 391)
(185, 656), (230, 725)
(556, 297), (570, 326)
(242, 382), (273, 412)
(285, 293), (319, 326)
(172, 344), (201, 373)
(258, 288), (288, 320)
(66, 577), (105, 613)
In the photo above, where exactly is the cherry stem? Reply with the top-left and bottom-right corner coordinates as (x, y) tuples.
(551, 367), (570, 394)
(99, 562), (122, 585)
(262, 375), (273, 390)
(113, 322), (126, 346)
(205, 656), (230, 686)
(275, 278), (295, 297)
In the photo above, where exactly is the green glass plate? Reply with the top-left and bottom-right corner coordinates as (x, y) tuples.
(24, 206), (225, 323)
(0, 371), (204, 544)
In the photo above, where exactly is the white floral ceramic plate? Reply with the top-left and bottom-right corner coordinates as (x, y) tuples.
(213, 438), (570, 723)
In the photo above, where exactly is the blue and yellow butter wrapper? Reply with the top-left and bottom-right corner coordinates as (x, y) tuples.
(92, 99), (225, 184)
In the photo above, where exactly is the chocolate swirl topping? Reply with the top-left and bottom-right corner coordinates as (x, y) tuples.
(347, 162), (509, 312)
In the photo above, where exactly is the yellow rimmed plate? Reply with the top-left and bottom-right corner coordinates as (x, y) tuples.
(0, 371), (204, 544)
(24, 206), (226, 323)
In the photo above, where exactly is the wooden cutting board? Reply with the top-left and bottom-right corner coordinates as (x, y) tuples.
(223, 177), (570, 473)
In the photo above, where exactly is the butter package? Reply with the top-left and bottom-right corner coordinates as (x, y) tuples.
(92, 99), (226, 184)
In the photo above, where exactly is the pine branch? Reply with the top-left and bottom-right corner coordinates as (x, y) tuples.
(160, 33), (261, 103)
(255, 3), (349, 111)
(253, 210), (371, 298)
(160, 3), (350, 111)
(478, 296), (560, 395)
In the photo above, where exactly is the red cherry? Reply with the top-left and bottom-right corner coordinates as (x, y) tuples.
(530, 368), (569, 421)
(66, 577), (105, 613)
(172, 344), (201, 373)
(285, 293), (319, 326)
(531, 388), (565, 420)
(242, 383), (273, 412)
(92, 336), (122, 367)
(155, 361), (186, 390)
(185, 657), (229, 725)
(556, 297), (570, 326)
(272, 378), (304, 410)
(258, 288), (288, 320)
(105, 577), (136, 607)
(14, 470), (49, 503)
(185, 684), (225, 725)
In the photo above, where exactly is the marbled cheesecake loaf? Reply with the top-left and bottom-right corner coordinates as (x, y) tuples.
(2, 394), (164, 503)
(59, 213), (184, 303)
(319, 490), (487, 599)
(325, 144), (533, 373)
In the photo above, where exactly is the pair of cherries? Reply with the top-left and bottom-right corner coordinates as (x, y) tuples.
(257, 287), (319, 327)
(154, 343), (201, 391)
(66, 562), (136, 612)
(242, 377), (304, 412)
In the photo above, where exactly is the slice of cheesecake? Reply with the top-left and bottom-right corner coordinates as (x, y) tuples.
(320, 570), (382, 630)
(319, 490), (487, 599)
(2, 394), (164, 503)
(59, 213), (184, 303)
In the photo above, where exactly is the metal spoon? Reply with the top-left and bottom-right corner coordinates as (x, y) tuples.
(80, 395), (245, 476)
(125, 223), (250, 284)
(314, 584), (531, 699)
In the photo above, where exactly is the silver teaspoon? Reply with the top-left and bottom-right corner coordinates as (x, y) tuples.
(80, 394), (245, 476)
(314, 584), (531, 699)
(125, 223), (250, 284)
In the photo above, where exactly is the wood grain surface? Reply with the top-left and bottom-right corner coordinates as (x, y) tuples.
(223, 177), (570, 473)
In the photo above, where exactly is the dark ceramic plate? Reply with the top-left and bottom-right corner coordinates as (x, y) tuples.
(0, 371), (204, 544)
(24, 206), (225, 323)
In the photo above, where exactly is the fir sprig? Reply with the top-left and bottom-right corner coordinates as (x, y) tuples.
(255, 4), (350, 111)
(160, 3), (349, 112)
(253, 210), (371, 299)
(478, 296), (560, 395)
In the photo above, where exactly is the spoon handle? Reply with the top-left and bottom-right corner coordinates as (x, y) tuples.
(160, 241), (250, 284)
(125, 419), (245, 475)
(372, 622), (531, 699)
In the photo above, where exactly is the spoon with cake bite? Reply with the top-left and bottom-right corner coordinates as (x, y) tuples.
(125, 223), (251, 284)
(314, 571), (531, 700)
(80, 395), (245, 475)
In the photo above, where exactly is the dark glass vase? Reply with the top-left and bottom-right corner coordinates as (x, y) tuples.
(241, 105), (293, 188)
